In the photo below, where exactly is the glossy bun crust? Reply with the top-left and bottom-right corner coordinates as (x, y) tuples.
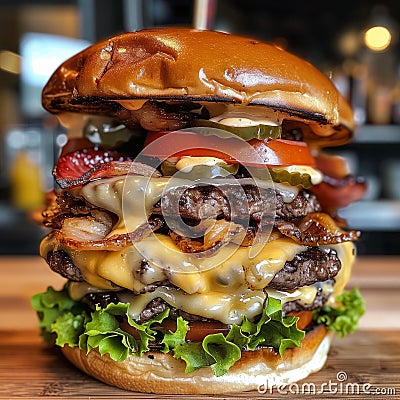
(42, 28), (353, 140)
(62, 325), (331, 394)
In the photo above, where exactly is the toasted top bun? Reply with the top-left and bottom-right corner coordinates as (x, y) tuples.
(42, 27), (353, 142)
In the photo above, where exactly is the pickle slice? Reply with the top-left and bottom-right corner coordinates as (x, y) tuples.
(161, 160), (238, 179)
(269, 169), (313, 188)
(160, 159), (178, 176)
(230, 166), (314, 188)
(190, 119), (281, 140)
(84, 120), (137, 146)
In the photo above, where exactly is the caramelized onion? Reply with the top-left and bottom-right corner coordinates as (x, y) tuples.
(43, 192), (116, 230)
(61, 214), (113, 242)
(54, 218), (164, 250)
(169, 219), (246, 255)
(170, 231), (224, 256)
(203, 220), (246, 249)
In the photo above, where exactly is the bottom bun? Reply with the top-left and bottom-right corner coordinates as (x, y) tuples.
(62, 325), (331, 394)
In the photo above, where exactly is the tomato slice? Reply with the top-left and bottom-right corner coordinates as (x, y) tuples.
(121, 312), (311, 344)
(142, 130), (315, 167)
(162, 319), (230, 342)
(119, 318), (229, 342)
(287, 310), (313, 330)
(248, 138), (315, 167)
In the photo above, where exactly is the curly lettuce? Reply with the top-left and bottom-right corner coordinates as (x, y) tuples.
(32, 286), (364, 376)
(31, 286), (89, 345)
(163, 296), (305, 376)
(313, 288), (366, 338)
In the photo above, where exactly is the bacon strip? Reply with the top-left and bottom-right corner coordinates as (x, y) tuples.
(54, 147), (160, 189)
(310, 175), (367, 213)
(276, 212), (360, 245)
(43, 191), (110, 229)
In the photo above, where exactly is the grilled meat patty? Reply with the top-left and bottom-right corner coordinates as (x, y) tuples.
(50, 244), (340, 294)
(152, 184), (321, 222)
(83, 279), (333, 324)
(45, 185), (321, 230)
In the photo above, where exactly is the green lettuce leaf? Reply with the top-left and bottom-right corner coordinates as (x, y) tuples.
(232, 296), (305, 354)
(225, 323), (249, 349)
(313, 288), (366, 338)
(80, 302), (170, 360)
(31, 286), (89, 344)
(80, 303), (136, 361)
(161, 317), (189, 352)
(172, 342), (215, 373)
(202, 333), (242, 376)
(51, 312), (86, 347)
(32, 287), (306, 376)
(171, 296), (305, 373)
(172, 334), (242, 376)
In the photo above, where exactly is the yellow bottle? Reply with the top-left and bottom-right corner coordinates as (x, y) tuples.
(10, 150), (44, 211)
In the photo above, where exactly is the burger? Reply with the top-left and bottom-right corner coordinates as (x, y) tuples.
(32, 28), (366, 394)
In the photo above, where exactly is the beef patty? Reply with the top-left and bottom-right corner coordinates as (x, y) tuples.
(45, 185), (321, 231)
(83, 279), (333, 324)
(48, 244), (340, 290)
(152, 184), (321, 222)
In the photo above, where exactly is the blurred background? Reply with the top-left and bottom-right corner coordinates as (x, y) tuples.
(0, 0), (400, 255)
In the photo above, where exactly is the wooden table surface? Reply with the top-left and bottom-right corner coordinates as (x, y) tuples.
(0, 255), (399, 399)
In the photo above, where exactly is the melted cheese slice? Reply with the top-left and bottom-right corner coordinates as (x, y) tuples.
(324, 241), (355, 301)
(68, 175), (299, 237)
(119, 286), (266, 324)
(41, 234), (306, 294)
(41, 228), (355, 324)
